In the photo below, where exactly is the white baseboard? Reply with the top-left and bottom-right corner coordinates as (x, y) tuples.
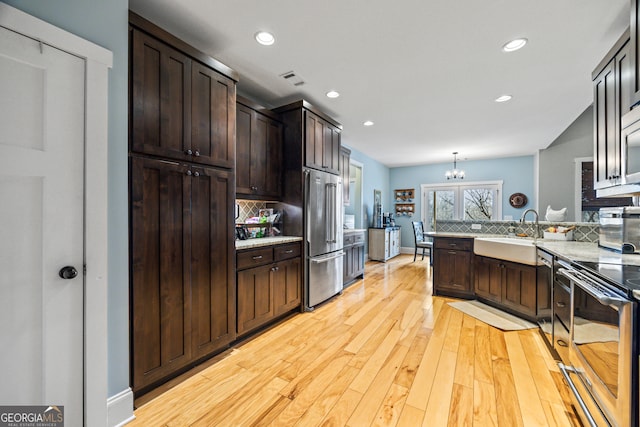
(400, 246), (414, 254)
(107, 388), (135, 427)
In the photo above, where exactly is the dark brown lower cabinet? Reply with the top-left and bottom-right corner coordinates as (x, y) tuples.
(432, 237), (474, 298)
(237, 242), (301, 336)
(130, 155), (235, 394)
(343, 231), (365, 286)
(474, 255), (544, 321)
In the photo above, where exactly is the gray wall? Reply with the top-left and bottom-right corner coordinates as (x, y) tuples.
(2, 0), (130, 397)
(539, 106), (593, 221)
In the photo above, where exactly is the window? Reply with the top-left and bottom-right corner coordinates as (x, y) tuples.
(420, 181), (503, 231)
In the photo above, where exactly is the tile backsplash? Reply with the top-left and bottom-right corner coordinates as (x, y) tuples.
(236, 200), (267, 223)
(436, 220), (599, 243)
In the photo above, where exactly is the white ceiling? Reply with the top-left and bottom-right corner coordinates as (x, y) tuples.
(129, 0), (629, 167)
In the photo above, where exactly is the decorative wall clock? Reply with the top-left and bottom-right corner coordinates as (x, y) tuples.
(509, 192), (528, 208)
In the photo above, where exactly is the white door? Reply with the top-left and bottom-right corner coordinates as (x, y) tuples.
(0, 27), (85, 424)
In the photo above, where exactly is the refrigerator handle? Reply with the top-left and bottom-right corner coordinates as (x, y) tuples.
(331, 184), (338, 243)
(325, 183), (332, 243)
(305, 170), (311, 242)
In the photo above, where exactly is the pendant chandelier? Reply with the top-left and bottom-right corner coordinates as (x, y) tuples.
(445, 152), (465, 180)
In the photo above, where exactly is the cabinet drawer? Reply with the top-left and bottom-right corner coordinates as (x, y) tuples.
(344, 234), (355, 245)
(434, 238), (473, 251)
(274, 242), (301, 261)
(353, 232), (365, 245)
(237, 247), (274, 269)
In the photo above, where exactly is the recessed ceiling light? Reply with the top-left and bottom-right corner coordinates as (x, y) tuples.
(255, 31), (275, 46)
(363, 120), (374, 126)
(495, 95), (512, 103)
(326, 90), (340, 98)
(502, 38), (527, 52)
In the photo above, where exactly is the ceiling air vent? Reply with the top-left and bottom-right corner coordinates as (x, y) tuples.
(280, 70), (305, 86)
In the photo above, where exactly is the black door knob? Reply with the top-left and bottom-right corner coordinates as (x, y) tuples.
(59, 266), (78, 279)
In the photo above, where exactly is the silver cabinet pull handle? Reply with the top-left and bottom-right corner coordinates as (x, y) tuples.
(252, 255), (263, 260)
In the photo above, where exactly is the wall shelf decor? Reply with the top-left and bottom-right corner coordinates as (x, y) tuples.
(395, 203), (415, 217)
(394, 188), (415, 202)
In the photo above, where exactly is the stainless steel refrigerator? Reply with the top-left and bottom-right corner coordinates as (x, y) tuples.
(305, 168), (343, 309)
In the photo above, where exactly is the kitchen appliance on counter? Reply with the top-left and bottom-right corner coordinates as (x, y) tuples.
(599, 207), (640, 254)
(383, 212), (395, 227)
(555, 259), (638, 427)
(305, 168), (343, 309)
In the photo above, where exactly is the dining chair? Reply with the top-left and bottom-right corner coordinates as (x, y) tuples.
(411, 221), (432, 262)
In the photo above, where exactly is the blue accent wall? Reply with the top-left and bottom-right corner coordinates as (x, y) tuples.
(3, 0), (130, 397)
(390, 156), (535, 248)
(346, 146), (390, 228)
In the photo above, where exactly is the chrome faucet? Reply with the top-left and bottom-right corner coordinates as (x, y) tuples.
(520, 208), (540, 240)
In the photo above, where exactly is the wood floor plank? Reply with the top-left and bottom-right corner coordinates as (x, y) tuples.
(131, 255), (574, 427)
(396, 404), (425, 427)
(347, 343), (410, 426)
(454, 315), (476, 388)
(421, 349), (457, 427)
(292, 365), (360, 427)
(349, 329), (403, 394)
(474, 321), (493, 385)
(394, 328), (430, 389)
(447, 383), (474, 427)
(473, 378), (499, 427)
(320, 388), (363, 427)
(270, 349), (354, 426)
(404, 334), (444, 409)
(504, 332), (548, 427)
(371, 383), (409, 427)
(443, 306), (463, 353)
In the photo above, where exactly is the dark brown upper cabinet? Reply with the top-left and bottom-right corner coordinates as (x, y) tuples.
(236, 96), (283, 199)
(304, 110), (341, 175)
(592, 32), (631, 191)
(130, 23), (236, 169)
(631, 0), (640, 106)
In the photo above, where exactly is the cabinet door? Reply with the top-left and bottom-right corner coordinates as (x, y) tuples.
(131, 29), (191, 161)
(353, 244), (365, 278)
(594, 61), (620, 189)
(501, 261), (537, 318)
(434, 249), (472, 294)
(130, 156), (192, 391)
(264, 118), (283, 198)
(474, 256), (502, 303)
(235, 103), (253, 194)
(343, 245), (353, 283)
(191, 61), (236, 168)
(323, 123), (340, 175)
(190, 166), (236, 357)
(273, 257), (302, 316)
(237, 264), (274, 335)
(631, 0), (640, 106)
(305, 111), (323, 170)
(339, 147), (350, 205)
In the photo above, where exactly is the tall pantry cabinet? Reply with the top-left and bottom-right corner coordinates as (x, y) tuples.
(129, 13), (237, 395)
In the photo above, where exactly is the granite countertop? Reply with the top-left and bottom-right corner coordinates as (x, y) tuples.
(430, 232), (640, 266)
(535, 240), (640, 266)
(427, 232), (506, 239)
(344, 228), (367, 234)
(235, 236), (302, 250)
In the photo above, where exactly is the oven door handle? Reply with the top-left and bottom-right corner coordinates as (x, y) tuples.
(558, 363), (600, 427)
(557, 268), (626, 307)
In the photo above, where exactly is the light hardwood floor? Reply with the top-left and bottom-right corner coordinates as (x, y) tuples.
(130, 254), (581, 426)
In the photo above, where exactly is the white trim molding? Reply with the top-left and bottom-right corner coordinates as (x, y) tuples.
(0, 3), (117, 426)
(107, 388), (135, 427)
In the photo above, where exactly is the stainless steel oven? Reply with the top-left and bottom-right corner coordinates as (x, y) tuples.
(557, 260), (638, 427)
